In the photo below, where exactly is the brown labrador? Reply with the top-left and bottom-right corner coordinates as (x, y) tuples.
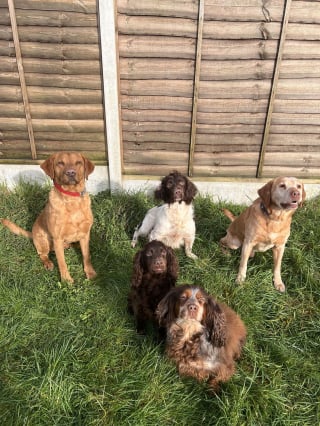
(1, 152), (97, 283)
(220, 177), (306, 292)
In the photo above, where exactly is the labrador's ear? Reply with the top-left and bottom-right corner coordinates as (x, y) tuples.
(40, 154), (56, 179)
(258, 179), (274, 211)
(82, 155), (95, 179)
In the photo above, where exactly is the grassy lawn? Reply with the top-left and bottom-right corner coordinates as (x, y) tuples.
(0, 181), (319, 425)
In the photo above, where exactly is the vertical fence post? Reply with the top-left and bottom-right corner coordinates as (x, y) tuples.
(257, 0), (292, 177)
(98, 0), (123, 191)
(188, 0), (204, 177)
(8, 0), (37, 160)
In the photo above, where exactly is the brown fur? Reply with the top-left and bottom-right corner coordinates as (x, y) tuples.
(156, 285), (246, 391)
(1, 152), (96, 283)
(220, 176), (306, 292)
(128, 240), (178, 335)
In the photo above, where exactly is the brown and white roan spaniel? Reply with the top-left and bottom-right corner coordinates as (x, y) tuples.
(156, 285), (247, 391)
(127, 240), (179, 336)
(131, 171), (198, 259)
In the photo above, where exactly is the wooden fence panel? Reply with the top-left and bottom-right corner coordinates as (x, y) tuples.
(0, 0), (106, 163)
(118, 0), (320, 180)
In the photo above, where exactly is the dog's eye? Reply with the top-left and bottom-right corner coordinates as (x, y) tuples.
(297, 184), (301, 189)
(146, 250), (153, 257)
(279, 183), (286, 189)
(57, 161), (65, 166)
(76, 161), (83, 166)
(180, 295), (187, 302)
(177, 179), (186, 186)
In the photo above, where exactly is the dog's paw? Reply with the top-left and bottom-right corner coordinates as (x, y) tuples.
(236, 273), (246, 284)
(274, 280), (286, 293)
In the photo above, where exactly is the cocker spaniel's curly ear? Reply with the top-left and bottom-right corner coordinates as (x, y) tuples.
(130, 251), (144, 288)
(166, 247), (179, 281)
(156, 290), (178, 328)
(184, 179), (198, 205)
(204, 297), (226, 347)
(82, 155), (95, 179)
(258, 180), (273, 211)
(40, 154), (56, 179)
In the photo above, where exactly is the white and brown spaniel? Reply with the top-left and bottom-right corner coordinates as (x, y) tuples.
(131, 171), (198, 259)
(156, 285), (247, 391)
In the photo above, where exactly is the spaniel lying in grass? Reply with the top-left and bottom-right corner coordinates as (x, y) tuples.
(131, 171), (198, 259)
(156, 285), (246, 391)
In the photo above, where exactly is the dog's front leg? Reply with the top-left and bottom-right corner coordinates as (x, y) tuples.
(184, 236), (197, 259)
(236, 240), (253, 284)
(272, 244), (286, 292)
(79, 235), (97, 280)
(131, 207), (157, 247)
(53, 238), (73, 283)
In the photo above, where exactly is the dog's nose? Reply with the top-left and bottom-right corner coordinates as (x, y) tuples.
(290, 189), (300, 198)
(66, 169), (76, 178)
(187, 304), (198, 313)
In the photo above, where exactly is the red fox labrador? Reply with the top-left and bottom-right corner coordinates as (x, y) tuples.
(1, 152), (97, 283)
(220, 177), (306, 292)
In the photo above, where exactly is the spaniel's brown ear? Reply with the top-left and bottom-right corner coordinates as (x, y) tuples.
(40, 154), (56, 179)
(166, 247), (179, 281)
(82, 155), (95, 179)
(258, 179), (274, 210)
(154, 180), (165, 201)
(185, 178), (197, 204)
(204, 297), (226, 347)
(156, 290), (177, 328)
(130, 251), (144, 288)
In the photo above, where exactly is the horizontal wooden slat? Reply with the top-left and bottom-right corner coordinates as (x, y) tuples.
(118, 16), (320, 41)
(0, 57), (101, 74)
(0, 25), (99, 44)
(121, 95), (193, 111)
(194, 152), (259, 166)
(122, 109), (191, 123)
(0, 0), (97, 13)
(0, 72), (102, 89)
(123, 131), (189, 143)
(122, 120), (190, 132)
(0, 40), (100, 60)
(0, 9), (98, 27)
(121, 80), (194, 97)
(0, 118), (104, 132)
(0, 85), (102, 103)
(262, 166), (320, 178)
(117, 0), (199, 19)
(0, 130), (105, 142)
(124, 149), (188, 165)
(0, 102), (103, 119)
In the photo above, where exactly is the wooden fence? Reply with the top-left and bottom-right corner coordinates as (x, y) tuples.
(1, 0), (320, 183)
(0, 0), (106, 163)
(117, 0), (320, 179)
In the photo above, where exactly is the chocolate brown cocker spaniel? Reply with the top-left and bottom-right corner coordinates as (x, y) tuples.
(128, 240), (179, 335)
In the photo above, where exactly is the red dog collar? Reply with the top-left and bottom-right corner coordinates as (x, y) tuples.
(54, 182), (86, 197)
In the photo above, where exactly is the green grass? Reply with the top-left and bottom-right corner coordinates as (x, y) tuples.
(0, 181), (319, 425)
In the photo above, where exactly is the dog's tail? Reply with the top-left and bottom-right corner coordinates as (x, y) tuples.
(0, 218), (32, 239)
(222, 208), (237, 222)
